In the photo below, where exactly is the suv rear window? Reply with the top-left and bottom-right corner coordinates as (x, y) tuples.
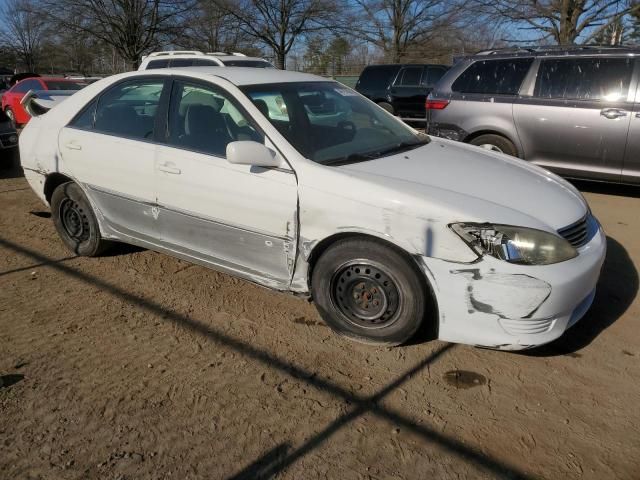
(357, 66), (400, 90)
(452, 58), (533, 95)
(534, 57), (634, 101)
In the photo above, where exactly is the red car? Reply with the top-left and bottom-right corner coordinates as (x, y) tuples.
(1, 77), (86, 126)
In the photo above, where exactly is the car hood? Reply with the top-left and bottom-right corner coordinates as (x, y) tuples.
(337, 137), (587, 231)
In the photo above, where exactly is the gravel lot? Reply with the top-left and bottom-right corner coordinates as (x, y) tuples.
(1, 156), (639, 479)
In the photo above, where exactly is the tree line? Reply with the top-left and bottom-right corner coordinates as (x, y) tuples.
(0, 0), (638, 75)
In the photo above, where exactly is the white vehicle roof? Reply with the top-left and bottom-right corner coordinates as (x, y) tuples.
(149, 67), (331, 86)
(138, 50), (273, 71)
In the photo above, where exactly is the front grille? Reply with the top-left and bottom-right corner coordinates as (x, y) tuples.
(558, 215), (589, 248)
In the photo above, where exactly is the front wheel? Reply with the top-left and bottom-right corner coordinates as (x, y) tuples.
(311, 238), (428, 346)
(51, 182), (109, 256)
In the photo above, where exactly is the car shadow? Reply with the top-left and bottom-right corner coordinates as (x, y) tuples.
(569, 179), (640, 199)
(525, 236), (637, 357)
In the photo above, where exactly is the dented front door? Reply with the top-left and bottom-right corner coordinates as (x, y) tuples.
(154, 142), (298, 289)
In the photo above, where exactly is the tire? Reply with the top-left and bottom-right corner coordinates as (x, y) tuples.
(469, 134), (518, 157)
(377, 101), (395, 115)
(311, 238), (428, 346)
(51, 182), (108, 256)
(5, 107), (16, 128)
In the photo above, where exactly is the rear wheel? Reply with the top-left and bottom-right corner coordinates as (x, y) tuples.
(51, 182), (108, 256)
(469, 134), (518, 157)
(311, 238), (428, 346)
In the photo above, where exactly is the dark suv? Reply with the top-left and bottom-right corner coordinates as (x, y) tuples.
(0, 108), (18, 166)
(426, 46), (640, 184)
(355, 64), (449, 120)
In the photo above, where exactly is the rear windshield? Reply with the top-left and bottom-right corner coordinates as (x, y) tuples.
(357, 66), (401, 90)
(452, 58), (533, 95)
(221, 60), (274, 68)
(44, 81), (86, 91)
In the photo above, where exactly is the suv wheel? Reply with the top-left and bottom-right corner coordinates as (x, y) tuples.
(469, 134), (517, 157)
(311, 238), (428, 346)
(377, 102), (395, 115)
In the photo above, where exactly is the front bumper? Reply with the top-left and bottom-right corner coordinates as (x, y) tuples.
(420, 222), (606, 350)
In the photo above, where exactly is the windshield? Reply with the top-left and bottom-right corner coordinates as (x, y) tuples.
(44, 81), (86, 91)
(241, 82), (428, 165)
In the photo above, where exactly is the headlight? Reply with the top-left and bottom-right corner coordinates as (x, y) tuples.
(450, 223), (578, 265)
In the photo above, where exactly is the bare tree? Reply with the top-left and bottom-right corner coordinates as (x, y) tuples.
(351, 0), (471, 62)
(0, 0), (49, 71)
(213, 0), (339, 69)
(478, 0), (635, 45)
(173, 0), (255, 53)
(43, 0), (193, 69)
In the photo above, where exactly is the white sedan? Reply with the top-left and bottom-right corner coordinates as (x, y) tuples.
(19, 68), (606, 349)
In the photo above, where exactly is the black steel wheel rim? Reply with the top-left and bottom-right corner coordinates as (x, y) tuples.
(60, 198), (90, 242)
(331, 261), (401, 329)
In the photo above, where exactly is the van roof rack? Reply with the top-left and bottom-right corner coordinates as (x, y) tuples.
(206, 52), (247, 57)
(146, 50), (205, 58)
(474, 44), (640, 56)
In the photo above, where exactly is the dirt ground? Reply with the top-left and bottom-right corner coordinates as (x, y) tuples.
(1, 155), (639, 480)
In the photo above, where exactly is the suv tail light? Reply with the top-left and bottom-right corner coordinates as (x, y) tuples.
(425, 99), (449, 110)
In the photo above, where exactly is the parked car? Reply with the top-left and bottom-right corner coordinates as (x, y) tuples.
(138, 51), (275, 71)
(2, 77), (87, 126)
(427, 45), (640, 184)
(355, 64), (449, 120)
(0, 108), (18, 166)
(19, 67), (605, 350)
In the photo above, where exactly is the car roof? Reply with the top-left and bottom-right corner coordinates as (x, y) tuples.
(462, 45), (640, 61)
(364, 63), (448, 68)
(152, 67), (331, 86)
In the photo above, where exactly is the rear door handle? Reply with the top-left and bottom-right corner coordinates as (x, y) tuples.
(64, 142), (82, 150)
(158, 163), (181, 174)
(600, 108), (627, 119)
(635, 112), (640, 118)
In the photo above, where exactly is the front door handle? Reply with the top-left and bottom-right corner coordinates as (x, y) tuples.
(635, 112), (640, 118)
(64, 142), (82, 151)
(600, 108), (627, 119)
(158, 163), (181, 174)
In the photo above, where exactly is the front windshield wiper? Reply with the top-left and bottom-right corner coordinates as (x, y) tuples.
(322, 138), (430, 166)
(322, 152), (380, 166)
(372, 139), (429, 157)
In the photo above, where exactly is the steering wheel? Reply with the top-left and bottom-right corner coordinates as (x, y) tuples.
(337, 121), (356, 140)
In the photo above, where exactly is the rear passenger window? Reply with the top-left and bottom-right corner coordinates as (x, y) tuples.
(167, 81), (262, 156)
(396, 67), (423, 86)
(93, 80), (165, 140)
(170, 59), (194, 67)
(534, 58), (634, 101)
(357, 66), (400, 90)
(192, 59), (218, 66)
(452, 58), (533, 95)
(422, 67), (447, 87)
(147, 59), (169, 69)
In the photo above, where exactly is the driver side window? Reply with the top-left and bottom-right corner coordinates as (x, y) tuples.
(93, 80), (165, 140)
(167, 81), (262, 157)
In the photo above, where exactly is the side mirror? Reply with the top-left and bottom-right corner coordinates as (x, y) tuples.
(226, 141), (283, 168)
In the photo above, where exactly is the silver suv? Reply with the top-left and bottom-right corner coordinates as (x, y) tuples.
(427, 46), (640, 184)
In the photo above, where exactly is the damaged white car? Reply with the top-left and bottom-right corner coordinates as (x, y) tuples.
(19, 68), (606, 349)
